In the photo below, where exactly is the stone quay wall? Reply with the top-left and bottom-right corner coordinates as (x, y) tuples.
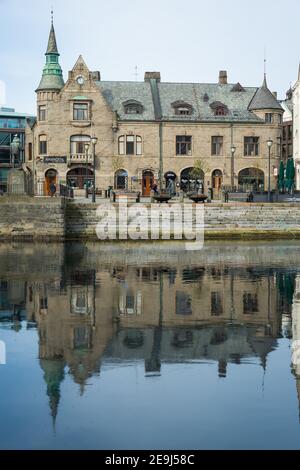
(0, 197), (66, 241)
(66, 201), (300, 240)
(1, 198), (300, 241)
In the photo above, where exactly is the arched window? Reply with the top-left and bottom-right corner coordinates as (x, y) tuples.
(115, 169), (128, 189)
(70, 135), (91, 155)
(238, 168), (265, 192)
(39, 135), (47, 155)
(118, 135), (142, 155)
(67, 167), (94, 189)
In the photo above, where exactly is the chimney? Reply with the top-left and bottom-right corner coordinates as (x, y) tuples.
(219, 70), (228, 85)
(272, 91), (278, 99)
(144, 72), (161, 82)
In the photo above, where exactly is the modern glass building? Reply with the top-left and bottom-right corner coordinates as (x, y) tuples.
(0, 107), (32, 192)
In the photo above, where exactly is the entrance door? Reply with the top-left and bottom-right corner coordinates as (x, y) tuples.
(143, 171), (154, 196)
(212, 170), (223, 191)
(45, 169), (57, 196)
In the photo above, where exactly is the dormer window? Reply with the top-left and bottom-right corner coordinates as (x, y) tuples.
(177, 107), (191, 116)
(123, 100), (144, 115)
(210, 101), (228, 117)
(172, 101), (193, 116)
(215, 107), (227, 116)
(203, 94), (209, 102)
(231, 83), (246, 92)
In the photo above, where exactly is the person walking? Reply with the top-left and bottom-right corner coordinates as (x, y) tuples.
(49, 182), (56, 198)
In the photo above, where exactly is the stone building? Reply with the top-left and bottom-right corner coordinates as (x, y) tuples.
(280, 88), (293, 165)
(293, 67), (300, 190)
(26, 19), (283, 197)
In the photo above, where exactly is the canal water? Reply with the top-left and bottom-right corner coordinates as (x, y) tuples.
(1, 241), (300, 450)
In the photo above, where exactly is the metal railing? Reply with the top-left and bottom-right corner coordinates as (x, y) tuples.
(68, 153), (93, 164)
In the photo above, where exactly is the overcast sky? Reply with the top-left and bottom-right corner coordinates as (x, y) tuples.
(1, 0), (299, 114)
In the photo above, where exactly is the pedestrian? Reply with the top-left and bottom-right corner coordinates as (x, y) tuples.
(152, 183), (158, 194)
(224, 191), (229, 203)
(49, 182), (56, 198)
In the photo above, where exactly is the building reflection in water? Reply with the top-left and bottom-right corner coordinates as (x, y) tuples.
(0, 244), (299, 426)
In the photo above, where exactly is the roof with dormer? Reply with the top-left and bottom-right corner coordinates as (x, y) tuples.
(96, 79), (268, 123)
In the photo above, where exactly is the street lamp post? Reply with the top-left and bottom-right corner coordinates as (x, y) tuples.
(91, 137), (98, 203)
(231, 145), (236, 190)
(84, 142), (90, 199)
(267, 139), (273, 203)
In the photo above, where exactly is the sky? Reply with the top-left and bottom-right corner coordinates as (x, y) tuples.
(1, 0), (300, 114)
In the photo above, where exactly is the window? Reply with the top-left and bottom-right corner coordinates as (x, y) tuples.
(176, 292), (192, 315)
(288, 144), (293, 158)
(28, 143), (32, 161)
(211, 292), (223, 316)
(244, 137), (259, 156)
(38, 105), (46, 121)
(73, 103), (89, 121)
(40, 297), (48, 310)
(243, 293), (258, 314)
(210, 101), (228, 116)
(73, 326), (91, 350)
(282, 127), (287, 141)
(172, 101), (193, 116)
(215, 107), (227, 116)
(118, 136), (125, 155)
(125, 104), (141, 114)
(136, 136), (142, 155)
(118, 135), (142, 155)
(288, 125), (293, 139)
(265, 113), (273, 124)
(70, 135), (91, 154)
(39, 135), (47, 155)
(126, 135), (134, 155)
(282, 144), (287, 160)
(176, 136), (192, 156)
(123, 101), (143, 115)
(278, 114), (282, 124)
(211, 136), (223, 156)
(177, 107), (191, 116)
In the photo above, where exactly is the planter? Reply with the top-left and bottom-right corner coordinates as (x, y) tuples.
(188, 193), (208, 203)
(153, 194), (172, 203)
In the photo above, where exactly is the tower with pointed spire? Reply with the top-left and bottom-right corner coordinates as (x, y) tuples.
(36, 13), (64, 94)
(248, 74), (283, 114)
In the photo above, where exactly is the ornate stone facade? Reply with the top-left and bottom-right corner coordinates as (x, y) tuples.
(26, 20), (283, 197)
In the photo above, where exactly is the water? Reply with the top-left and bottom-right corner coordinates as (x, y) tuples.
(0, 241), (300, 450)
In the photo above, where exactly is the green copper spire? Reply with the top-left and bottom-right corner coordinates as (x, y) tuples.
(36, 14), (64, 92)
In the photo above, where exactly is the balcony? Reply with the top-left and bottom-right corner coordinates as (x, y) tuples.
(68, 153), (93, 165)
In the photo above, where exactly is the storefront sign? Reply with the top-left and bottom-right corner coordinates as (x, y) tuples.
(44, 156), (67, 164)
